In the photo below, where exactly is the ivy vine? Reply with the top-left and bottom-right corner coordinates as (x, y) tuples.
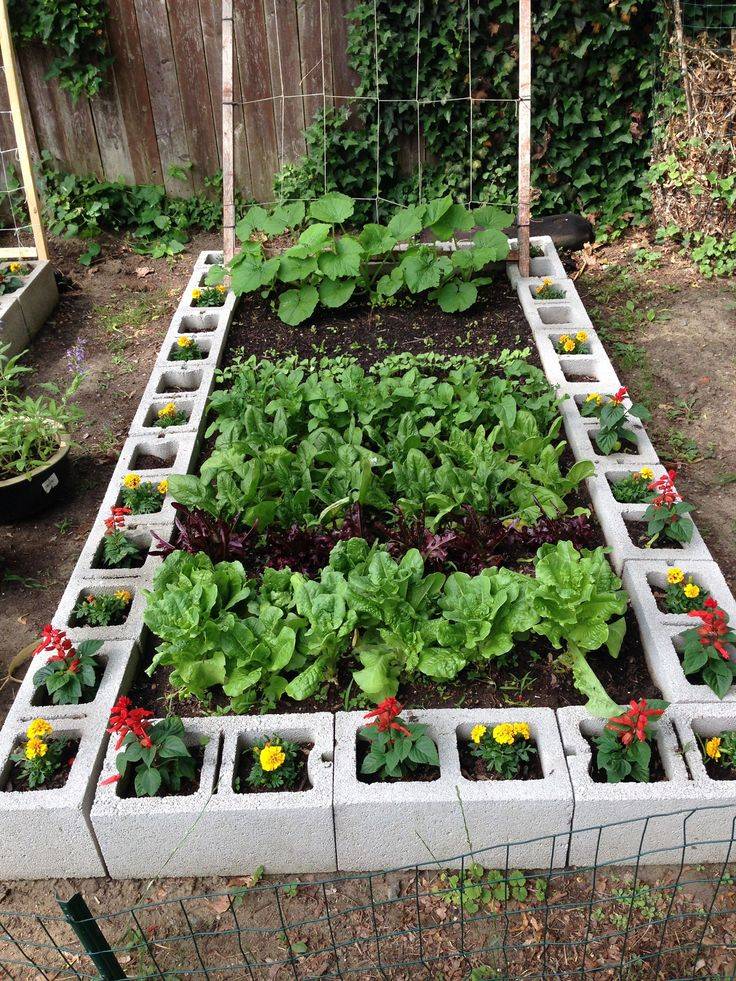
(276, 0), (667, 229)
(9, 0), (112, 102)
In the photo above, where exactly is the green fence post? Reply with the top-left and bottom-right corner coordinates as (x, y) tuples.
(57, 892), (127, 980)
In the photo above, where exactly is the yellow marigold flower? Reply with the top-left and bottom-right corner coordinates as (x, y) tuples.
(157, 479), (169, 495)
(706, 736), (722, 761)
(26, 719), (52, 741)
(558, 334), (570, 344)
(585, 392), (603, 406)
(563, 339), (576, 353)
(9, 262), (21, 274)
(114, 589), (133, 604)
(684, 582), (700, 599)
(191, 288), (202, 300)
(123, 473), (141, 490)
(470, 724), (487, 745)
(492, 723), (515, 746)
(667, 567), (685, 585)
(25, 737), (48, 760)
(575, 331), (588, 343)
(216, 284), (227, 293)
(158, 401), (178, 418)
(260, 743), (286, 772)
(639, 467), (654, 481)
(177, 335), (193, 348)
(511, 722), (531, 741)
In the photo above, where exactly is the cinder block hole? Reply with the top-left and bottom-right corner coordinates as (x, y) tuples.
(689, 721), (736, 781)
(178, 313), (219, 333)
(560, 361), (599, 384)
(587, 426), (642, 457)
(92, 529), (152, 570)
(622, 515), (685, 551)
(143, 401), (193, 430)
(672, 632), (736, 692)
(537, 305), (574, 326)
(529, 283), (567, 302)
(167, 337), (211, 362)
(202, 251), (223, 265)
(128, 440), (178, 470)
(581, 726), (672, 784)
(529, 257), (554, 277)
(1, 735), (80, 793)
(69, 587), (135, 628)
(114, 741), (206, 799)
(454, 727), (544, 780)
(355, 731), (440, 784)
(31, 656), (108, 706)
(321, 749), (334, 764)
(155, 369), (204, 394)
(232, 734), (315, 793)
(113, 485), (163, 516)
(644, 571), (709, 615)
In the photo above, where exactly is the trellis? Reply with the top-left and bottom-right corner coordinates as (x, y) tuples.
(0, 0), (46, 261)
(221, 0), (533, 275)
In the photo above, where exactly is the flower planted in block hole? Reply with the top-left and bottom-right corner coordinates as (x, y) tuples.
(236, 736), (308, 792)
(611, 467), (656, 504)
(556, 331), (590, 355)
(121, 473), (167, 514)
(680, 599), (736, 698)
(593, 698), (666, 784)
(102, 697), (200, 797)
(662, 567), (710, 614)
(534, 278), (566, 300)
(154, 401), (188, 429)
(0, 262), (30, 295)
(100, 506), (146, 569)
(580, 387), (651, 455)
(7, 719), (74, 791)
(642, 470), (694, 546)
(170, 336), (204, 362)
(32, 625), (102, 705)
(701, 731), (736, 778)
(73, 589), (132, 628)
(191, 285), (227, 308)
(359, 698), (439, 782)
(466, 722), (537, 780)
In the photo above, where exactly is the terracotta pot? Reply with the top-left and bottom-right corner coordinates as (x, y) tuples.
(0, 439), (71, 523)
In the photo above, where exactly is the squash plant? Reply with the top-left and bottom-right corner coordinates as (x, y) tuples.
(206, 194), (511, 324)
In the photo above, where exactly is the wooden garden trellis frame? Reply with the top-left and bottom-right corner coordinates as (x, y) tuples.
(221, 0), (532, 275)
(0, 0), (47, 261)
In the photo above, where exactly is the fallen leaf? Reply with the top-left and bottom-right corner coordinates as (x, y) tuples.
(136, 266), (154, 278)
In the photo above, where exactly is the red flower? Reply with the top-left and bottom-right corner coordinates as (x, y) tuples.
(610, 387), (628, 405)
(647, 469), (680, 509)
(107, 696), (153, 751)
(606, 698), (663, 746)
(364, 697), (411, 737)
(104, 506), (132, 534)
(33, 625), (73, 658)
(688, 602), (732, 659)
(100, 774), (121, 786)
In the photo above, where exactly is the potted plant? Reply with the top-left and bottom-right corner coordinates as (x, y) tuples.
(0, 344), (84, 521)
(120, 474), (167, 514)
(610, 467), (655, 504)
(99, 506), (146, 568)
(701, 731), (736, 779)
(660, 567), (709, 614)
(556, 331), (589, 355)
(0, 262), (30, 295)
(73, 589), (133, 628)
(580, 386), (651, 455)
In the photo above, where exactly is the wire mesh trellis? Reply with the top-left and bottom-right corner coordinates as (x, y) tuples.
(2, 804), (736, 979)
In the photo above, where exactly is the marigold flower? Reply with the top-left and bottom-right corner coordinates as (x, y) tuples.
(471, 724), (487, 745)
(492, 722), (530, 746)
(114, 589), (132, 604)
(26, 719), (53, 741)
(705, 736), (722, 761)
(563, 339), (576, 352)
(558, 334), (570, 344)
(585, 392), (603, 406)
(684, 582), (700, 599)
(216, 284), (227, 293)
(9, 262), (21, 274)
(639, 467), (654, 481)
(157, 479), (169, 495)
(667, 567), (685, 585)
(575, 331), (588, 343)
(191, 288), (202, 300)
(123, 473), (141, 490)
(158, 402), (178, 418)
(260, 743), (286, 772)
(25, 737), (48, 760)
(177, 335), (194, 348)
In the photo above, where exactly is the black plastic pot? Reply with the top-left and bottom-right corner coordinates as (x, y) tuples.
(0, 441), (71, 523)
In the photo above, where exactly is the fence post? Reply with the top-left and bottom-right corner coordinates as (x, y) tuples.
(57, 893), (127, 980)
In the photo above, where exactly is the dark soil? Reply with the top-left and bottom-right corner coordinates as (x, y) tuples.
(233, 743), (312, 794)
(355, 737), (440, 784)
(704, 756), (736, 781)
(627, 519), (684, 550)
(31, 670), (101, 708)
(92, 544), (147, 570)
(587, 736), (668, 784)
(115, 747), (204, 800)
(457, 739), (544, 781)
(2, 738), (79, 792)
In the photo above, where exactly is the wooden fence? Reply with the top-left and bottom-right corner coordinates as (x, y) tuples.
(0, 0), (359, 201)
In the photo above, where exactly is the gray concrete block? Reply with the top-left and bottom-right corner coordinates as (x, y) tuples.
(98, 469), (177, 529)
(334, 709), (572, 871)
(16, 260), (59, 342)
(622, 559), (736, 629)
(557, 706), (721, 865)
(639, 622), (736, 705)
(506, 236), (567, 283)
(148, 364), (216, 400)
(129, 393), (207, 438)
(535, 334), (620, 393)
(559, 398), (659, 467)
(0, 715), (107, 877)
(73, 517), (167, 583)
(53, 571), (152, 644)
(0, 294), (30, 356)
(111, 432), (199, 485)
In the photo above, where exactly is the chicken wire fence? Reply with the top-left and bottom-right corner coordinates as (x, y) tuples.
(2, 804), (736, 979)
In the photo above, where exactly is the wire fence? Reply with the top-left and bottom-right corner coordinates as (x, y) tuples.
(2, 805), (736, 979)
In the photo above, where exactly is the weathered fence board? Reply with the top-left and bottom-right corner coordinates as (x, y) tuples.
(3, 0), (359, 202)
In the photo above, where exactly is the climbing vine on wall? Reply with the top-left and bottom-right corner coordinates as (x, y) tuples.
(8, 0), (111, 102)
(276, 0), (665, 229)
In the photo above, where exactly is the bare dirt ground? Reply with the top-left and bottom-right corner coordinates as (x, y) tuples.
(0, 232), (735, 978)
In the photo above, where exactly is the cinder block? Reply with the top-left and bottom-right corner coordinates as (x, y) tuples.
(622, 559), (736, 630)
(639, 622), (736, 705)
(506, 236), (567, 283)
(110, 432), (199, 485)
(148, 364), (216, 400)
(559, 398), (659, 467)
(557, 707), (719, 865)
(129, 393), (207, 438)
(4, 639), (141, 729)
(0, 715), (108, 877)
(334, 709), (572, 871)
(91, 714), (334, 878)
(98, 469), (177, 530)
(16, 260), (58, 341)
(73, 517), (167, 582)
(53, 572), (151, 644)
(155, 332), (221, 371)
(535, 334), (620, 392)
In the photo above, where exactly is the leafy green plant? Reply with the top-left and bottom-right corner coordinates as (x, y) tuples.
(73, 589), (132, 627)
(154, 402), (188, 429)
(208, 195), (511, 324)
(32, 627), (102, 705)
(610, 467), (656, 504)
(593, 699), (664, 783)
(680, 600), (736, 699)
(359, 697), (439, 780)
(102, 530), (143, 569)
(641, 470), (694, 546)
(121, 475), (167, 515)
(10, 719), (70, 789)
(531, 541), (628, 717)
(170, 337), (204, 362)
(580, 387), (651, 456)
(467, 721), (537, 779)
(242, 736), (304, 791)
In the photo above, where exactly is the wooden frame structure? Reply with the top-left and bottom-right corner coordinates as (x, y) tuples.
(0, 0), (47, 261)
(221, 1), (532, 270)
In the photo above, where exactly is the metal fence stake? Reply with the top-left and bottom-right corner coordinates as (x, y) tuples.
(57, 893), (127, 981)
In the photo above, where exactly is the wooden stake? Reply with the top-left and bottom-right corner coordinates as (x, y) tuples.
(0, 0), (47, 260)
(222, 0), (235, 263)
(672, 0), (693, 129)
(517, 0), (531, 278)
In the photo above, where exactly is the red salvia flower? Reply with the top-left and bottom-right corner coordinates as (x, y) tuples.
(606, 698), (663, 746)
(688, 601), (732, 659)
(610, 387), (628, 404)
(104, 506), (132, 534)
(33, 625), (76, 667)
(364, 697), (411, 737)
(647, 469), (680, 509)
(107, 696), (154, 751)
